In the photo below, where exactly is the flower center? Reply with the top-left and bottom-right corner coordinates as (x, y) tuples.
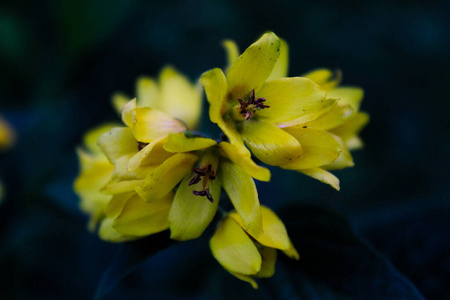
(237, 90), (270, 120)
(188, 164), (216, 203)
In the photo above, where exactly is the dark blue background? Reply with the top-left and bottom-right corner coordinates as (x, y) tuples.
(0, 0), (449, 299)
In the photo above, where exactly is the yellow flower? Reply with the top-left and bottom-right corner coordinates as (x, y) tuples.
(0, 116), (15, 204)
(0, 116), (15, 152)
(74, 124), (142, 242)
(201, 32), (335, 167)
(303, 69), (369, 151)
(210, 206), (299, 289)
(91, 100), (193, 241)
(97, 66), (204, 189)
(74, 124), (115, 229)
(134, 132), (271, 241)
(74, 66), (201, 242)
(112, 66), (202, 130)
(220, 37), (369, 190)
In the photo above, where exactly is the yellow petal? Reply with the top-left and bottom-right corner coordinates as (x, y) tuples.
(83, 124), (118, 155)
(275, 99), (337, 128)
(158, 66), (202, 129)
(74, 149), (113, 225)
(127, 136), (173, 171)
(136, 152), (198, 202)
(218, 142), (270, 182)
(101, 177), (145, 195)
(164, 132), (217, 153)
(200, 68), (228, 124)
(98, 217), (138, 243)
(121, 99), (137, 127)
(218, 117), (248, 155)
(300, 103), (354, 131)
(219, 160), (262, 237)
(97, 127), (137, 164)
(323, 135), (354, 170)
(281, 128), (341, 170)
(132, 107), (187, 143)
(136, 76), (160, 109)
(255, 77), (328, 124)
(111, 93), (129, 116)
(169, 174), (220, 241)
(230, 206), (292, 250)
(104, 192), (135, 218)
(222, 39), (240, 71)
(255, 246), (277, 278)
(226, 32), (281, 98)
(327, 87), (364, 111)
(227, 271), (258, 289)
(331, 112), (369, 150)
(110, 153), (148, 180)
(210, 217), (262, 275)
(297, 168), (340, 190)
(113, 193), (172, 236)
(303, 68), (342, 91)
(239, 119), (302, 166)
(283, 242), (300, 260)
(267, 38), (289, 80)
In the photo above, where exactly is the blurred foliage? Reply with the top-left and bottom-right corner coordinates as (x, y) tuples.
(0, 0), (449, 299)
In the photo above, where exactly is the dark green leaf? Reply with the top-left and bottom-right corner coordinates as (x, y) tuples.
(260, 204), (425, 300)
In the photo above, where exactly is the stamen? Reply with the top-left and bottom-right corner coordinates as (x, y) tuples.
(190, 164), (216, 202)
(193, 189), (214, 203)
(237, 89), (270, 120)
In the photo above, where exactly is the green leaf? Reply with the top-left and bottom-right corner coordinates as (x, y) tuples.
(260, 204), (425, 299)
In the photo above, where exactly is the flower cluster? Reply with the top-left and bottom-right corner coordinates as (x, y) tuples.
(74, 32), (368, 288)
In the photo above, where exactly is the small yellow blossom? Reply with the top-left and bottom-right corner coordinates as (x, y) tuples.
(201, 32), (335, 167)
(303, 69), (369, 151)
(74, 124), (116, 230)
(75, 66), (202, 242)
(112, 66), (202, 130)
(0, 116), (15, 152)
(220, 36), (369, 190)
(210, 206), (299, 289)
(134, 132), (271, 241)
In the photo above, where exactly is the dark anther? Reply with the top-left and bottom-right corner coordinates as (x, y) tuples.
(192, 188), (214, 203)
(188, 175), (202, 186)
(238, 90), (270, 120)
(190, 164), (215, 202)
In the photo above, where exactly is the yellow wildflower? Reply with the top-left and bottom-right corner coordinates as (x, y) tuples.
(134, 132), (270, 241)
(0, 116), (15, 152)
(210, 206), (299, 289)
(220, 36), (369, 190)
(303, 69), (369, 151)
(201, 32), (336, 167)
(112, 66), (202, 130)
(74, 66), (202, 242)
(74, 124), (140, 242)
